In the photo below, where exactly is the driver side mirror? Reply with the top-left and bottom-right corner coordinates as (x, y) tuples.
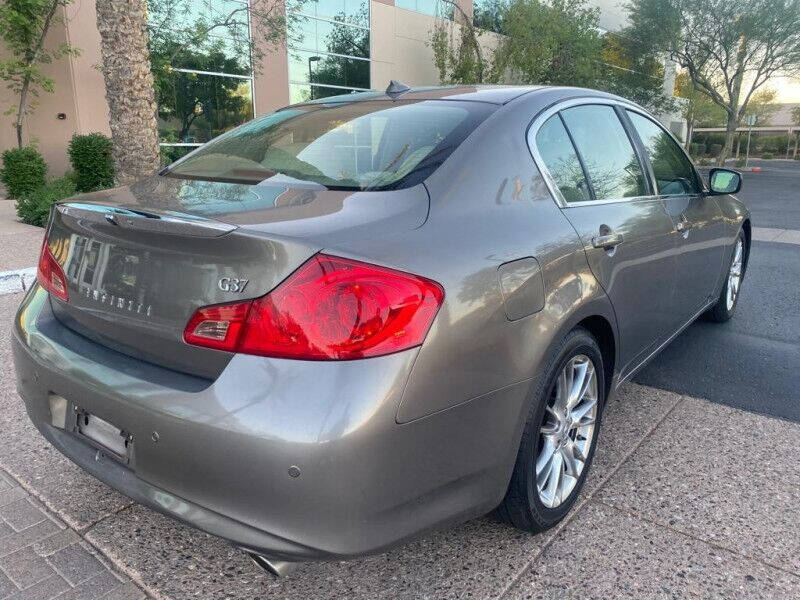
(708, 168), (742, 195)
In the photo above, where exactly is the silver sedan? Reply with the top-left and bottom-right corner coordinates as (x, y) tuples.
(12, 85), (749, 574)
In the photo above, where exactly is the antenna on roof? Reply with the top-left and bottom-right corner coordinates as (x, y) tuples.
(386, 80), (411, 98)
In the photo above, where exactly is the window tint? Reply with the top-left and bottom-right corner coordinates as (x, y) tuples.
(166, 100), (495, 190)
(627, 111), (700, 195)
(561, 105), (647, 200)
(535, 115), (592, 203)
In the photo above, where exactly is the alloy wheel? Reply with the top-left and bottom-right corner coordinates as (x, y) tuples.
(536, 354), (598, 508)
(726, 237), (744, 311)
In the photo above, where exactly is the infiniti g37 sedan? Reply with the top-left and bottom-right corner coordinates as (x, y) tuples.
(12, 85), (749, 573)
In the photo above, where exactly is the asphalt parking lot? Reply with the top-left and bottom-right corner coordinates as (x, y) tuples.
(1, 164), (799, 599)
(635, 160), (800, 422)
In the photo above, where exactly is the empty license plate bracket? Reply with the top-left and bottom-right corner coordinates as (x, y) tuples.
(74, 408), (131, 463)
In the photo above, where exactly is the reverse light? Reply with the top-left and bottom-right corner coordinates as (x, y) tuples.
(37, 239), (69, 302)
(184, 254), (444, 360)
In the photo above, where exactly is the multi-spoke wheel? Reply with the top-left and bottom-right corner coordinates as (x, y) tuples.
(497, 327), (605, 533)
(536, 355), (598, 508)
(707, 228), (747, 323)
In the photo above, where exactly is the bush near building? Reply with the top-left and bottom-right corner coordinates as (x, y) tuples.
(0, 147), (47, 199)
(15, 175), (77, 227)
(68, 133), (115, 192)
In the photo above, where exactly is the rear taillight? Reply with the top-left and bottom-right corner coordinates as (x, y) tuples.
(37, 239), (69, 302)
(184, 254), (444, 360)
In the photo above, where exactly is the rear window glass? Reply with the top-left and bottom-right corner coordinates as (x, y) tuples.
(165, 100), (495, 191)
(560, 105), (647, 200)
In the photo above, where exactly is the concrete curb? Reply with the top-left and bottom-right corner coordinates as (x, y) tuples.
(0, 267), (36, 296)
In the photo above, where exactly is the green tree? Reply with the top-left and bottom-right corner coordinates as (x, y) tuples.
(491, 0), (602, 86)
(0, 0), (77, 148)
(431, 0), (603, 87)
(675, 71), (724, 148)
(431, 0), (490, 84)
(792, 105), (800, 158)
(626, 0), (800, 166)
(747, 87), (779, 126)
(598, 32), (675, 114)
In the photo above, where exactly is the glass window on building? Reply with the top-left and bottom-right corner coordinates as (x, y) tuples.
(287, 0), (371, 103)
(147, 0), (255, 163)
(473, 0), (505, 32)
(395, 0), (454, 19)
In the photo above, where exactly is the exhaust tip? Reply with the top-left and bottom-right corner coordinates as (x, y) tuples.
(248, 553), (299, 578)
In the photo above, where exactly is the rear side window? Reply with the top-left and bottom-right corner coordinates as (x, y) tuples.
(627, 110), (701, 195)
(560, 105), (647, 200)
(535, 115), (592, 203)
(165, 100), (495, 191)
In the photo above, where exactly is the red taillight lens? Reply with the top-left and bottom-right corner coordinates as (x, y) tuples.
(184, 254), (444, 360)
(37, 239), (69, 302)
(183, 300), (250, 352)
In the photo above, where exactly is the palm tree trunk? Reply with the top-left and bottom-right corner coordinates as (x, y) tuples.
(95, 0), (160, 184)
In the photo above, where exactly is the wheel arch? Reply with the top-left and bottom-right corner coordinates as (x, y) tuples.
(741, 218), (752, 275)
(574, 315), (616, 400)
(537, 294), (619, 402)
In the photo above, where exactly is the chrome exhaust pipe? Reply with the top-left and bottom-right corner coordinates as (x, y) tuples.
(248, 553), (299, 577)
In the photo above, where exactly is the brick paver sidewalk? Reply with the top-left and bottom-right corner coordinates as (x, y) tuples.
(0, 470), (145, 600)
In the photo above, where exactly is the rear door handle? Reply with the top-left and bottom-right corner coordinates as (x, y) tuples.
(592, 233), (623, 249)
(676, 214), (692, 232)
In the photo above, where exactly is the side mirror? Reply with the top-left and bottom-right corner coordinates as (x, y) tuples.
(708, 168), (741, 195)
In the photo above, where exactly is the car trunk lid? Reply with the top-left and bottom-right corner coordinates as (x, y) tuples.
(43, 177), (428, 380)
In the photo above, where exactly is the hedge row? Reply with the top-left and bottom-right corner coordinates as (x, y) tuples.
(1, 133), (114, 226)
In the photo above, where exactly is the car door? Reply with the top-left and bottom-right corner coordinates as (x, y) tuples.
(625, 109), (727, 320)
(530, 102), (679, 377)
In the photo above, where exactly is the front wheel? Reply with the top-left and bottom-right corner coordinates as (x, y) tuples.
(496, 327), (605, 533)
(706, 229), (746, 323)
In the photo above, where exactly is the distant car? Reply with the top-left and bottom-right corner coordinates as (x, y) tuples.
(12, 85), (749, 575)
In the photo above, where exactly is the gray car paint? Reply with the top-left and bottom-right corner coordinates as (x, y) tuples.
(11, 85), (750, 561)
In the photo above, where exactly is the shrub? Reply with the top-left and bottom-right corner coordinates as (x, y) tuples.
(735, 158), (746, 167)
(761, 152), (774, 160)
(15, 175), (77, 227)
(0, 146), (47, 199)
(708, 143), (722, 157)
(68, 133), (114, 192)
(688, 143), (706, 158)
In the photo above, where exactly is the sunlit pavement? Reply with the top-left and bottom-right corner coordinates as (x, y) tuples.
(2, 190), (800, 598)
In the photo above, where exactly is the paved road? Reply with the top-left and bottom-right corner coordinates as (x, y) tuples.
(635, 163), (800, 421)
(730, 159), (800, 230)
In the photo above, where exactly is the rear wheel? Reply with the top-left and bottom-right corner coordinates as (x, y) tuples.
(706, 229), (746, 323)
(497, 328), (605, 532)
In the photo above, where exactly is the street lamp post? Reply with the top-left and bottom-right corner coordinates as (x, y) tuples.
(308, 56), (320, 100)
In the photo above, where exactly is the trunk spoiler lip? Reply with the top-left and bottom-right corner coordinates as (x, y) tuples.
(56, 202), (237, 238)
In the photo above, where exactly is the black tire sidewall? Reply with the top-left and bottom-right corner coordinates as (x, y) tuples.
(712, 229), (747, 321)
(519, 329), (606, 527)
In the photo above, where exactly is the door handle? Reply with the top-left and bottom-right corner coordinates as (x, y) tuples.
(592, 233), (623, 249)
(676, 214), (692, 233)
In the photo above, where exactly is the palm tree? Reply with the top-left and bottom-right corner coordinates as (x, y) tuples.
(95, 0), (160, 184)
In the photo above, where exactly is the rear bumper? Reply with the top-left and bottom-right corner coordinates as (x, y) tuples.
(12, 285), (532, 560)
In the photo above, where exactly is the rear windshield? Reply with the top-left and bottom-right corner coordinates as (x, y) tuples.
(164, 100), (495, 191)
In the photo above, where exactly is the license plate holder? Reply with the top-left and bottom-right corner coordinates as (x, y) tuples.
(74, 408), (131, 463)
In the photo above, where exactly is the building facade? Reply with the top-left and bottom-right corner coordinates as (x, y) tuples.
(0, 0), (672, 174)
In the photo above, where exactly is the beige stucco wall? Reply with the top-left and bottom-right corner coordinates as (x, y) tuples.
(0, 5), (110, 176)
(63, 1), (111, 140)
(370, 1), (501, 90)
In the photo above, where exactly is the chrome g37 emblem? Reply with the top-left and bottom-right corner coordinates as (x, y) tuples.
(218, 277), (249, 293)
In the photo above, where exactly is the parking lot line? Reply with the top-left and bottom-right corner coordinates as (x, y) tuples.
(752, 227), (800, 244)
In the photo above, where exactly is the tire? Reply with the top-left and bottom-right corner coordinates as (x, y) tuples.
(496, 327), (605, 533)
(705, 228), (747, 323)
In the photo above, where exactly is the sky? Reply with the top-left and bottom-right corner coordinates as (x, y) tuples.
(772, 77), (800, 104)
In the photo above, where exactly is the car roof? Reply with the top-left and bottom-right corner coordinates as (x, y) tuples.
(285, 85), (553, 107)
